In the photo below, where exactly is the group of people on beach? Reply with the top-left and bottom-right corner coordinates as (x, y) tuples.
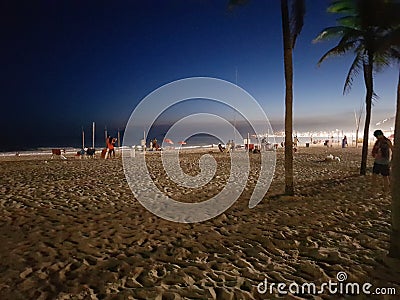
(150, 138), (160, 151)
(218, 140), (235, 153)
(324, 135), (348, 148)
(75, 135), (116, 159)
(104, 135), (117, 159)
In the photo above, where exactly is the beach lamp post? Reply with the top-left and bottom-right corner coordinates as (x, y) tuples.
(143, 130), (146, 152)
(117, 130), (121, 157)
(140, 138), (146, 152)
(336, 129), (340, 144)
(131, 145), (135, 158)
(82, 127), (85, 149)
(92, 122), (95, 149)
(118, 130), (121, 148)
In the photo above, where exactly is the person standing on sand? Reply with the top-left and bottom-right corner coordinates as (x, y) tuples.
(152, 138), (158, 150)
(371, 130), (393, 193)
(293, 135), (299, 147)
(342, 135), (348, 148)
(105, 135), (115, 159)
(111, 137), (117, 158)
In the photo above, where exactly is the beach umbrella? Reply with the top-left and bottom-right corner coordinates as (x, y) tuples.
(164, 138), (174, 144)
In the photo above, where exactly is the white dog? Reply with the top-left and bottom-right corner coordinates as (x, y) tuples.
(325, 154), (340, 162)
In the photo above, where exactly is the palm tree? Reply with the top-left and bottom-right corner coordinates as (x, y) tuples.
(391, 70), (400, 257)
(314, 0), (391, 176)
(375, 3), (400, 259)
(376, 5), (400, 258)
(377, 18), (400, 257)
(228, 0), (305, 196)
(316, 0), (400, 258)
(281, 0), (305, 195)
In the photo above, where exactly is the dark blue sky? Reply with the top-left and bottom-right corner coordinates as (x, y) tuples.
(1, 0), (397, 150)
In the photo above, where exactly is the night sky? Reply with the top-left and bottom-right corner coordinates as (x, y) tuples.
(1, 0), (398, 151)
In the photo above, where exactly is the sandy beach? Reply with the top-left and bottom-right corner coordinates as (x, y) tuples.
(0, 146), (399, 299)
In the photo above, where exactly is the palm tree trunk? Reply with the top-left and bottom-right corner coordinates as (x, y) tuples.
(390, 68), (400, 258)
(281, 0), (294, 196)
(360, 60), (373, 175)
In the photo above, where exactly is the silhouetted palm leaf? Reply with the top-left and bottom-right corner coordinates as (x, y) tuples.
(290, 0), (305, 48)
(343, 52), (363, 94)
(328, 0), (355, 14)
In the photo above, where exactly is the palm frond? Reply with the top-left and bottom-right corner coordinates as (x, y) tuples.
(317, 34), (361, 65)
(327, 0), (355, 14)
(376, 27), (400, 60)
(290, 0), (305, 48)
(374, 52), (395, 71)
(343, 51), (364, 94)
(317, 43), (355, 65)
(313, 26), (359, 43)
(337, 15), (359, 27)
(372, 91), (380, 105)
(388, 48), (400, 61)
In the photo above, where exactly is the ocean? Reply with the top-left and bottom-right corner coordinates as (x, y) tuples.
(0, 121), (372, 154)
